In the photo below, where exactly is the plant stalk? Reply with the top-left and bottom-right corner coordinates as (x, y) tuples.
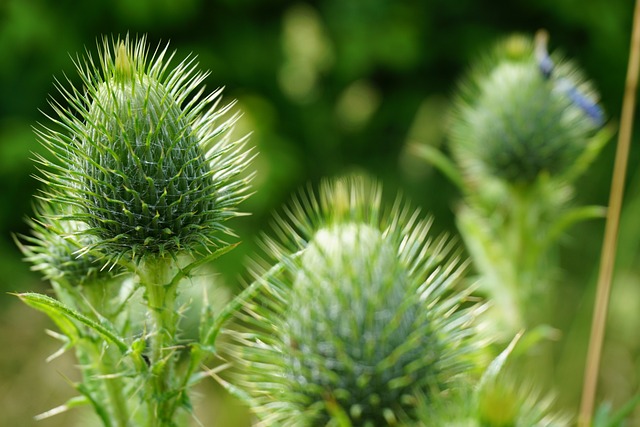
(139, 256), (180, 426)
(579, 1), (640, 424)
(95, 345), (131, 427)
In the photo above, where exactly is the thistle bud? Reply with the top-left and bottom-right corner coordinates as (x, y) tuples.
(475, 374), (569, 426)
(227, 177), (481, 425)
(36, 36), (252, 261)
(17, 203), (115, 286)
(449, 33), (604, 183)
(287, 223), (425, 425)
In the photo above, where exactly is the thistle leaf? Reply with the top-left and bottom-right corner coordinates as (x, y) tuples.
(410, 143), (465, 191)
(14, 292), (128, 353)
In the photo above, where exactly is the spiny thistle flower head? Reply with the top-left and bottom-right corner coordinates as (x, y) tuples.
(449, 32), (604, 184)
(35, 35), (252, 263)
(225, 176), (483, 426)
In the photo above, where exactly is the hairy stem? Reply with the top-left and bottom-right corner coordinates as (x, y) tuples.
(50, 280), (130, 426)
(139, 256), (180, 426)
(94, 344), (131, 427)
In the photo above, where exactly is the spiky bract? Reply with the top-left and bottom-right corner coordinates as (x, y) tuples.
(226, 176), (482, 426)
(35, 36), (252, 262)
(449, 34), (603, 183)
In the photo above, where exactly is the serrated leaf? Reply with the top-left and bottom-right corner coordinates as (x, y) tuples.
(201, 258), (290, 348)
(562, 124), (615, 183)
(16, 293), (80, 342)
(539, 205), (606, 254)
(201, 277), (264, 347)
(14, 292), (128, 353)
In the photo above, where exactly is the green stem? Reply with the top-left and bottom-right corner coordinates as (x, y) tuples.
(51, 281), (130, 426)
(84, 283), (131, 427)
(74, 342), (114, 427)
(506, 185), (558, 388)
(96, 345), (131, 427)
(508, 184), (553, 326)
(139, 256), (179, 427)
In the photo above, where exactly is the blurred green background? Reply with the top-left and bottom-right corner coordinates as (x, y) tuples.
(1, 0), (639, 425)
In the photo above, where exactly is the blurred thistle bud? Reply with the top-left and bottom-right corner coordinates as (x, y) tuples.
(35, 35), (253, 262)
(449, 32), (604, 183)
(476, 376), (568, 427)
(226, 176), (483, 426)
(16, 202), (117, 286)
(415, 333), (571, 426)
(474, 336), (570, 427)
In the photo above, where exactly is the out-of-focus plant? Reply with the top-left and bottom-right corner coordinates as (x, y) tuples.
(215, 176), (562, 426)
(15, 35), (254, 426)
(415, 332), (571, 426)
(414, 31), (612, 338)
(409, 30), (632, 425)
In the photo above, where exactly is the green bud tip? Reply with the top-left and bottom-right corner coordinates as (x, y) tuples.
(114, 41), (134, 82)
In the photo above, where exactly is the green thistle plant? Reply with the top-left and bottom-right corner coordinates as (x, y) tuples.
(415, 32), (611, 338)
(409, 32), (614, 421)
(222, 176), (484, 426)
(16, 35), (253, 426)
